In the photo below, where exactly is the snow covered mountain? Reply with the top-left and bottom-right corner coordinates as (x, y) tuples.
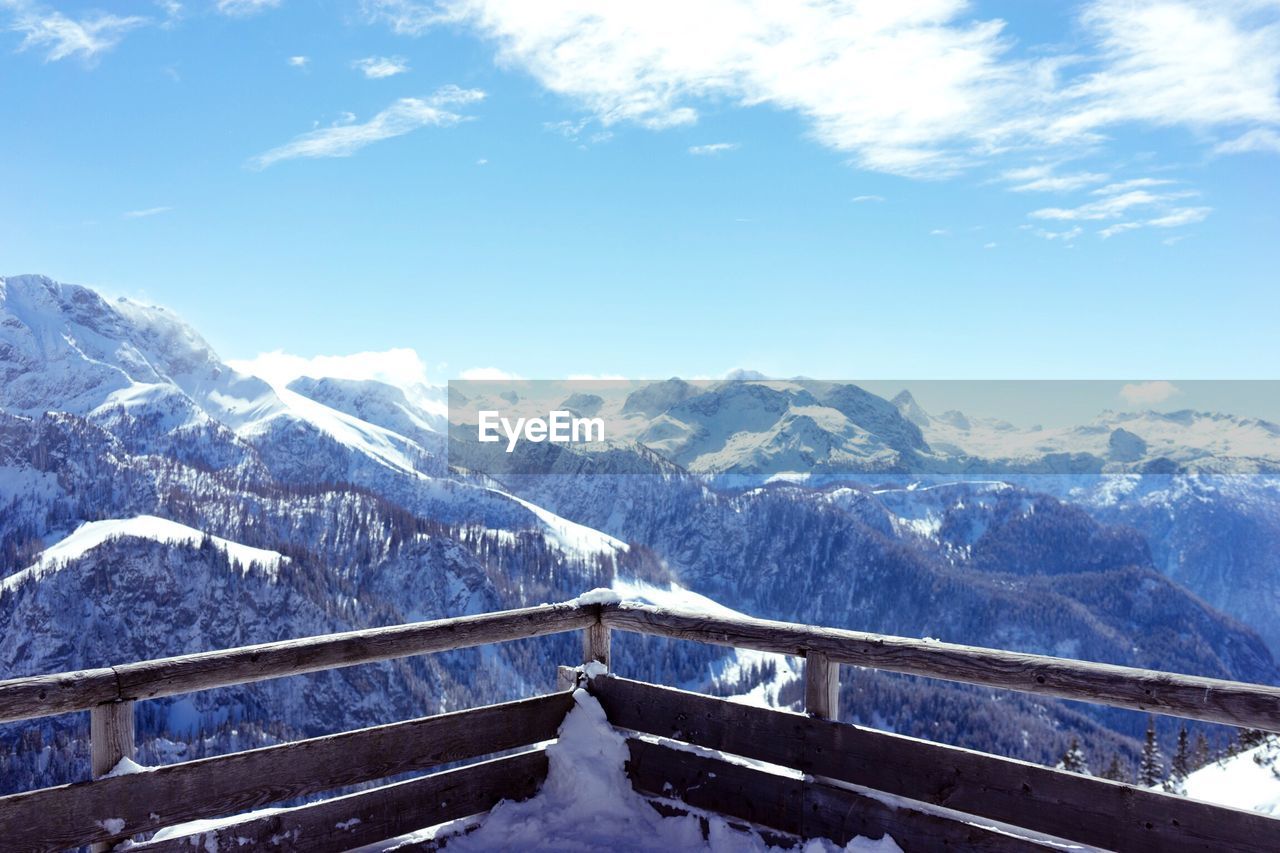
(892, 389), (1280, 475)
(3, 274), (1279, 805)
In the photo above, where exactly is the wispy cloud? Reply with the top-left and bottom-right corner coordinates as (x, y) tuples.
(851, 195), (885, 203)
(1028, 225), (1084, 243)
(249, 86), (484, 169)
(215, 0), (280, 16)
(360, 0), (443, 35)
(124, 206), (172, 219)
(369, 1), (1280, 180)
(1215, 127), (1280, 155)
(1002, 164), (1109, 193)
(287, 55), (309, 69)
(5, 2), (147, 63)
(230, 348), (433, 390)
(1120, 380), (1181, 406)
(352, 55), (410, 79)
(688, 142), (737, 155)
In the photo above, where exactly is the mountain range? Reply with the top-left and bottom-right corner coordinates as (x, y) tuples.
(2, 273), (1278, 799)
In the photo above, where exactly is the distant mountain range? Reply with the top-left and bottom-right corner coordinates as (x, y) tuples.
(3, 273), (1279, 799)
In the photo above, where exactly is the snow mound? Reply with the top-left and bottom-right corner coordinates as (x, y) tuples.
(384, 689), (896, 852)
(2, 516), (288, 591)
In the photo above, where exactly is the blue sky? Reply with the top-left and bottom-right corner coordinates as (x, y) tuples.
(3, 0), (1279, 386)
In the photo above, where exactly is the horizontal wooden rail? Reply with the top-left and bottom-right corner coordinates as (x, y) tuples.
(0, 691), (572, 853)
(603, 602), (1280, 732)
(589, 674), (1280, 853)
(129, 750), (548, 853)
(0, 602), (593, 724)
(626, 738), (1053, 851)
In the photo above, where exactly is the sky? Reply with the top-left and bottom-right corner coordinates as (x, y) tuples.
(3, 0), (1280, 386)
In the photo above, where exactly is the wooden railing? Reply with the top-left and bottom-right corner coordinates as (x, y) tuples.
(1, 599), (1278, 852)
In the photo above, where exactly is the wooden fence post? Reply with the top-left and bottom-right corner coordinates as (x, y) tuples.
(584, 613), (611, 670)
(805, 651), (839, 720)
(90, 699), (135, 852)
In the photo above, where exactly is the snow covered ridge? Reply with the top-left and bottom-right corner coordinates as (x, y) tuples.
(0, 274), (440, 478)
(1, 516), (288, 592)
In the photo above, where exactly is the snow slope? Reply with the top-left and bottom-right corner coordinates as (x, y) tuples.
(1183, 738), (1280, 817)
(1, 516), (287, 591)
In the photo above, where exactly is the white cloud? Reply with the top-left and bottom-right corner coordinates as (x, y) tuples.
(361, 0), (443, 35)
(1099, 221), (1141, 238)
(1050, 1), (1280, 140)
(1030, 225), (1084, 242)
(124, 206), (172, 218)
(249, 86), (484, 168)
(1091, 177), (1175, 195)
(688, 142), (738, 155)
(216, 0), (281, 16)
(983, 241), (997, 249)
(352, 55), (410, 79)
(460, 366), (522, 380)
(411, 1), (1024, 177)
(1119, 380), (1181, 406)
(929, 228), (950, 236)
(371, 0), (1280, 178)
(851, 195), (885, 203)
(1145, 206), (1211, 228)
(1215, 127), (1280, 154)
(230, 348), (433, 390)
(1002, 165), (1109, 192)
(1031, 189), (1185, 221)
(288, 55), (309, 69)
(6, 4), (147, 63)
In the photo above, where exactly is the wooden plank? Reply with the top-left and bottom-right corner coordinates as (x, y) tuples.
(0, 691), (572, 853)
(804, 651), (838, 720)
(89, 701), (134, 778)
(89, 700), (135, 853)
(590, 674), (1280, 853)
(128, 749), (549, 853)
(0, 602), (591, 724)
(0, 667), (120, 725)
(603, 603), (1280, 732)
(584, 620), (611, 669)
(115, 603), (593, 705)
(625, 738), (1057, 851)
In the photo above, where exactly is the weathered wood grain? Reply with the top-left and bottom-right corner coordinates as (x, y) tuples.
(591, 674), (1280, 853)
(114, 603), (593, 704)
(0, 667), (120, 725)
(89, 701), (134, 778)
(626, 738), (1057, 851)
(804, 651), (838, 720)
(128, 749), (549, 853)
(89, 700), (136, 853)
(584, 620), (611, 669)
(0, 691), (572, 853)
(0, 603), (591, 724)
(603, 603), (1280, 732)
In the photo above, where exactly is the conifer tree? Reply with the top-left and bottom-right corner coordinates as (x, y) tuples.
(1139, 716), (1165, 787)
(1057, 736), (1089, 774)
(1099, 753), (1127, 782)
(1164, 725), (1191, 794)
